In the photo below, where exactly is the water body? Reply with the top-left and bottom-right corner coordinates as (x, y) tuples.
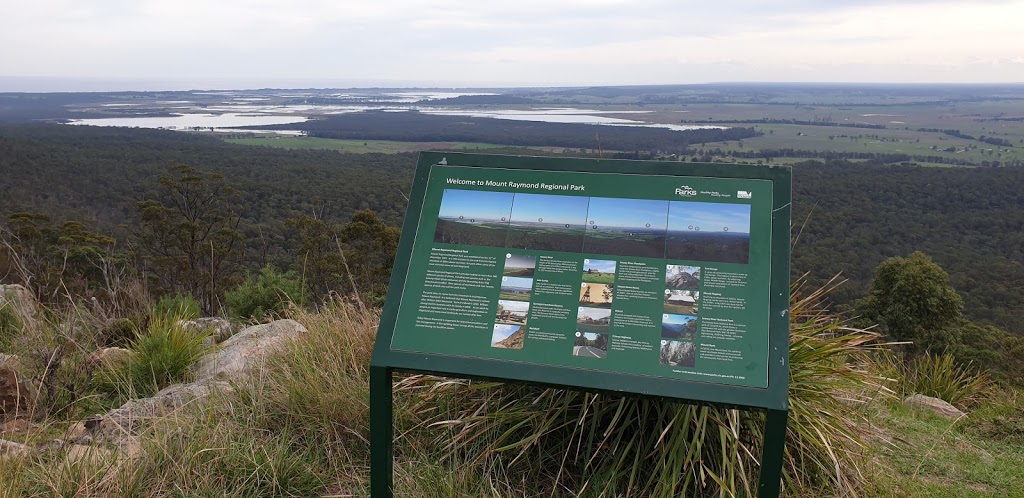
(66, 113), (308, 130)
(65, 101), (727, 133)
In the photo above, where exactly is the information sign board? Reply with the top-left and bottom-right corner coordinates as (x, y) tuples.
(370, 152), (792, 497)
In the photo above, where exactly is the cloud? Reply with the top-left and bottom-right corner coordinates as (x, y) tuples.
(0, 0), (1021, 88)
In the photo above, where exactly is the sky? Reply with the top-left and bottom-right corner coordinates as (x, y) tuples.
(587, 198), (669, 230)
(1, 0), (1021, 92)
(667, 202), (751, 234)
(510, 194), (590, 226)
(437, 189), (513, 221)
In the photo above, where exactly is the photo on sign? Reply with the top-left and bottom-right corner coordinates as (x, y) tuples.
(664, 290), (699, 315)
(579, 282), (614, 308)
(661, 313), (697, 340)
(503, 254), (536, 277)
(582, 197), (669, 258)
(505, 193), (589, 252)
(665, 201), (751, 264)
(499, 276), (534, 301)
(581, 258), (616, 284)
(573, 332), (608, 359)
(665, 264), (700, 290)
(495, 300), (530, 326)
(576, 307), (612, 334)
(660, 340), (696, 367)
(433, 189), (514, 247)
(491, 324), (525, 349)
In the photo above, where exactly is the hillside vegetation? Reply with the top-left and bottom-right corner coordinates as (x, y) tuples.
(2, 125), (1022, 335)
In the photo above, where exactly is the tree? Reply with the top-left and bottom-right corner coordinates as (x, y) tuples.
(339, 210), (399, 302)
(857, 251), (963, 354)
(133, 164), (243, 314)
(287, 214), (344, 300)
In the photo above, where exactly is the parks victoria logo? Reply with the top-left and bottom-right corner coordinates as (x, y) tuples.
(674, 185), (698, 197)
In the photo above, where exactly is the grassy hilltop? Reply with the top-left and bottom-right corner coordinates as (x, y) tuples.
(0, 276), (1021, 497)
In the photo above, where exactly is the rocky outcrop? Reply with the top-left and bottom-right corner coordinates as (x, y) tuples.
(904, 394), (966, 419)
(192, 319), (306, 381)
(90, 380), (232, 440)
(0, 438), (32, 460)
(0, 284), (41, 332)
(63, 319), (305, 460)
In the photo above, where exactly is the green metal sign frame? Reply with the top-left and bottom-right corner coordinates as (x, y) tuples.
(370, 152), (792, 497)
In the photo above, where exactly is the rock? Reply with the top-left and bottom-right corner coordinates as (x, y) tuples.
(0, 362), (36, 416)
(87, 347), (131, 370)
(904, 394), (966, 419)
(65, 444), (115, 467)
(0, 284), (41, 331)
(93, 380), (232, 439)
(192, 319), (306, 382)
(0, 438), (32, 460)
(65, 421), (88, 441)
(181, 317), (238, 344)
(0, 418), (35, 434)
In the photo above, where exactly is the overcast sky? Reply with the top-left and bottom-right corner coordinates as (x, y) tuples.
(1, 0), (1022, 91)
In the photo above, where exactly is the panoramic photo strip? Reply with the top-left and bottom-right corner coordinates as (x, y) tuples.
(505, 193), (589, 252)
(433, 190), (755, 265)
(665, 201), (751, 264)
(582, 197), (670, 258)
(433, 189), (515, 247)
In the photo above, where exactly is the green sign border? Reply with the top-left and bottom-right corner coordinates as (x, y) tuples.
(371, 152), (792, 409)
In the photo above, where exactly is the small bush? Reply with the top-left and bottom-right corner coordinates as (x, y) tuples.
(153, 293), (201, 321)
(119, 314), (211, 397)
(226, 266), (305, 320)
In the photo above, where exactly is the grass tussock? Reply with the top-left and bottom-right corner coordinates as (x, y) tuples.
(873, 350), (996, 410)
(98, 313), (211, 400)
(398, 274), (887, 497)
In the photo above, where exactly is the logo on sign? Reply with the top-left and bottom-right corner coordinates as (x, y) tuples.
(737, 190), (752, 199)
(675, 185), (698, 197)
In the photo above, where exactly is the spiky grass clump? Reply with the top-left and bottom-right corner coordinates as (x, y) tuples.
(119, 314), (210, 397)
(405, 274), (886, 497)
(875, 351), (995, 410)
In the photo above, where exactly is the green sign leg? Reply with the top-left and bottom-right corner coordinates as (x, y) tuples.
(370, 365), (394, 498)
(757, 409), (788, 498)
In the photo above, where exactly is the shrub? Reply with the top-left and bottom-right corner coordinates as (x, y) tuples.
(119, 314), (211, 397)
(153, 293), (201, 321)
(226, 266), (305, 320)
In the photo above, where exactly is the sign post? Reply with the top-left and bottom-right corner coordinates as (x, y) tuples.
(370, 152), (792, 497)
